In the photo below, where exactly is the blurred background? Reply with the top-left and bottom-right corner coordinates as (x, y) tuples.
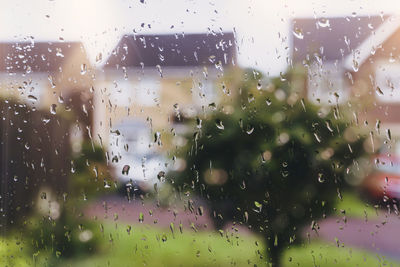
(2, 1), (400, 266)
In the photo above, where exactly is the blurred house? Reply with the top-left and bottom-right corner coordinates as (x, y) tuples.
(342, 16), (400, 127)
(291, 15), (400, 133)
(0, 41), (93, 132)
(94, 32), (236, 148)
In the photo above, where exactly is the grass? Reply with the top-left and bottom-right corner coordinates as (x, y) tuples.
(49, 222), (399, 267)
(335, 191), (379, 219)
(7, 192), (395, 266)
(57, 223), (266, 267)
(283, 242), (399, 267)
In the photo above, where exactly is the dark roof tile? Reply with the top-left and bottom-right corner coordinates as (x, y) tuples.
(0, 42), (87, 73)
(105, 33), (236, 69)
(291, 16), (388, 63)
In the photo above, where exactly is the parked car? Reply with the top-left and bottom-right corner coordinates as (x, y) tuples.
(362, 155), (400, 201)
(108, 120), (168, 192)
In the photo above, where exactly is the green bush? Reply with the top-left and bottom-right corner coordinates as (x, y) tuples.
(26, 142), (112, 259)
(27, 215), (101, 259)
(0, 237), (32, 267)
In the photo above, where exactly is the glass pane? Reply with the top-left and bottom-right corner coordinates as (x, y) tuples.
(1, 1), (399, 267)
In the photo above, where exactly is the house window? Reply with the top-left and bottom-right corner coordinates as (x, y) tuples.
(109, 80), (133, 106)
(109, 79), (160, 107)
(135, 78), (160, 107)
(375, 63), (400, 103)
(192, 79), (216, 106)
(307, 62), (347, 104)
(25, 76), (47, 105)
(0, 74), (46, 106)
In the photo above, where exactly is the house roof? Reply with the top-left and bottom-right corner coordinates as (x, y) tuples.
(343, 15), (400, 70)
(0, 41), (88, 74)
(104, 32), (236, 69)
(291, 16), (388, 65)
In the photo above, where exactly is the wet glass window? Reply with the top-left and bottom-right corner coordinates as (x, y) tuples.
(2, 1), (400, 267)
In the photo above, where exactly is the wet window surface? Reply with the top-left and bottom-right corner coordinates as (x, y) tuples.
(2, 1), (400, 267)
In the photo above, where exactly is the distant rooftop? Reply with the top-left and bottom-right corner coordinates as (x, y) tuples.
(0, 41), (87, 73)
(104, 32), (236, 69)
(291, 15), (389, 64)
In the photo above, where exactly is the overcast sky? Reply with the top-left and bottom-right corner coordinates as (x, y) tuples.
(0, 0), (399, 76)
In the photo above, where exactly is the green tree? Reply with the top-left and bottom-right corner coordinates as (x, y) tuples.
(170, 68), (367, 267)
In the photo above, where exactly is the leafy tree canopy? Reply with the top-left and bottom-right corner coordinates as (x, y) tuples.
(169, 68), (367, 266)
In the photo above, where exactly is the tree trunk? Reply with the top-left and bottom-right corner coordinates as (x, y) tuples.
(266, 238), (282, 267)
(269, 251), (281, 267)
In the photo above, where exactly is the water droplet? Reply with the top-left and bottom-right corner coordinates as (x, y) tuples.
(279, 72), (286, 82)
(293, 28), (304, 39)
(82, 104), (88, 116)
(156, 64), (163, 77)
(196, 117), (202, 129)
(215, 119), (224, 130)
(96, 53), (102, 63)
(80, 64), (87, 75)
(71, 160), (76, 173)
(317, 18), (330, 28)
(56, 49), (64, 57)
(161, 234), (167, 242)
(122, 165), (130, 175)
(50, 104), (57, 114)
(198, 206), (204, 216)
(325, 120), (334, 133)
(376, 86), (384, 96)
(375, 120), (381, 134)
(42, 117), (50, 124)
(352, 59), (359, 72)
(246, 125), (254, 135)
(300, 98), (306, 112)
(348, 143), (353, 153)
(48, 75), (56, 88)
(314, 133), (321, 143)
(154, 132), (162, 146)
(28, 95), (37, 102)
(157, 171), (166, 181)
(126, 225), (132, 235)
(318, 173), (325, 183)
(248, 94), (255, 103)
(387, 129), (392, 141)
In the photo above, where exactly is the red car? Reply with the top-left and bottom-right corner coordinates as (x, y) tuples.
(362, 155), (400, 200)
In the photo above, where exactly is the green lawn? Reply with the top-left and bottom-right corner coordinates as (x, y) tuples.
(4, 192), (396, 267)
(284, 242), (398, 267)
(50, 222), (399, 267)
(335, 191), (379, 219)
(57, 223), (266, 267)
